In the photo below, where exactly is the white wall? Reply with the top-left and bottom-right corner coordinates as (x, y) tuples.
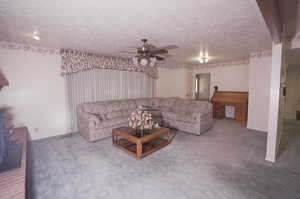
(247, 55), (272, 132)
(157, 67), (191, 98)
(0, 48), (67, 140)
(265, 42), (286, 163)
(193, 64), (249, 99)
(193, 64), (249, 118)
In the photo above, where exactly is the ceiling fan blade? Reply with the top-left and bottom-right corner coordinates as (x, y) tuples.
(149, 49), (168, 54)
(154, 45), (178, 50)
(153, 55), (165, 61)
(158, 53), (171, 58)
(146, 44), (158, 49)
(118, 51), (137, 54)
(126, 46), (139, 49)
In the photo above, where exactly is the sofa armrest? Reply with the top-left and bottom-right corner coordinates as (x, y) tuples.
(79, 112), (101, 126)
(192, 112), (202, 121)
(193, 111), (213, 134)
(77, 110), (102, 141)
(193, 111), (213, 120)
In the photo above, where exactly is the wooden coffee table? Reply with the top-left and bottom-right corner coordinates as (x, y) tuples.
(112, 127), (171, 158)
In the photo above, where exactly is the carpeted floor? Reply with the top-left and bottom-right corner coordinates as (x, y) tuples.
(28, 119), (300, 199)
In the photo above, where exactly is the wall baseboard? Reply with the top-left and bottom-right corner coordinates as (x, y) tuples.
(247, 127), (268, 133)
(265, 155), (276, 163)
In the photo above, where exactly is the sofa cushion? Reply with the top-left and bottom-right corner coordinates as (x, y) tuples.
(176, 114), (196, 124)
(162, 111), (177, 120)
(122, 109), (136, 117)
(159, 97), (175, 107)
(121, 99), (136, 110)
(105, 100), (123, 112)
(134, 98), (151, 107)
(106, 110), (123, 119)
(188, 101), (210, 113)
(149, 97), (162, 108)
(172, 99), (191, 114)
(159, 98), (177, 111)
(95, 117), (128, 129)
(81, 102), (108, 115)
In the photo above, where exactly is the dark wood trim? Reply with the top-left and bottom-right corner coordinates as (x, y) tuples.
(279, 0), (298, 41)
(256, 0), (282, 44)
(213, 91), (248, 94)
(112, 127), (171, 158)
(211, 91), (248, 123)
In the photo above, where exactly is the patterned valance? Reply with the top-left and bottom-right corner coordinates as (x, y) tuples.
(60, 49), (158, 79)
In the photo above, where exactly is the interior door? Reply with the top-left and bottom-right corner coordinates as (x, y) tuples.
(195, 73), (210, 101)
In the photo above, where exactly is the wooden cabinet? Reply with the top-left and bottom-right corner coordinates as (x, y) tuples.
(0, 127), (28, 199)
(211, 91), (248, 123)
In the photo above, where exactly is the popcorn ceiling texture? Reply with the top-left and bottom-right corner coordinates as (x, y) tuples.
(0, 0), (272, 68)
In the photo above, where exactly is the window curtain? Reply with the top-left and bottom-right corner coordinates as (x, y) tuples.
(65, 69), (155, 132)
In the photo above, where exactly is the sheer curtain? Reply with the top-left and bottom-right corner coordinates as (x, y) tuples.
(65, 69), (155, 132)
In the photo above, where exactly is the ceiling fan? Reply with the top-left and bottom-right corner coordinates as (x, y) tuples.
(119, 39), (178, 66)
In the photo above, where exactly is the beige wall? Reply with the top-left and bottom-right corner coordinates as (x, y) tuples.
(247, 55), (272, 132)
(157, 67), (192, 98)
(192, 64), (249, 99)
(0, 48), (67, 140)
(193, 64), (249, 118)
(157, 64), (249, 118)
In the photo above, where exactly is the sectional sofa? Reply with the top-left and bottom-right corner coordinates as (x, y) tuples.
(77, 97), (213, 142)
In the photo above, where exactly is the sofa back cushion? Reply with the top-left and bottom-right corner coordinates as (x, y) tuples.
(121, 99), (137, 110)
(80, 101), (108, 115)
(104, 100), (123, 112)
(122, 109), (136, 117)
(159, 97), (177, 111)
(105, 100), (124, 119)
(134, 98), (151, 107)
(106, 110), (124, 119)
(172, 99), (191, 113)
(120, 100), (137, 117)
(149, 97), (162, 108)
(104, 99), (138, 119)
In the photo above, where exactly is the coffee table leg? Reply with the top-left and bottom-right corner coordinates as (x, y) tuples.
(112, 132), (116, 144)
(136, 140), (142, 158)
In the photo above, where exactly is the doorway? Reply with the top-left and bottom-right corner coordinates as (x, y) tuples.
(277, 48), (300, 160)
(195, 73), (210, 101)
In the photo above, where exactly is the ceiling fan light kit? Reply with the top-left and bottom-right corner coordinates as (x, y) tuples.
(121, 39), (178, 67)
(132, 56), (156, 67)
(198, 57), (209, 64)
(140, 58), (148, 66)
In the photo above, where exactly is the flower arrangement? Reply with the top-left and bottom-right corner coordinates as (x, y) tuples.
(129, 106), (156, 130)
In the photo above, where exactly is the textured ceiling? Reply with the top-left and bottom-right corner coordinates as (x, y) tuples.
(0, 0), (272, 67)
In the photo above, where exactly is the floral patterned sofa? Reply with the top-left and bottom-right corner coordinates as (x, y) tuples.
(77, 97), (213, 142)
